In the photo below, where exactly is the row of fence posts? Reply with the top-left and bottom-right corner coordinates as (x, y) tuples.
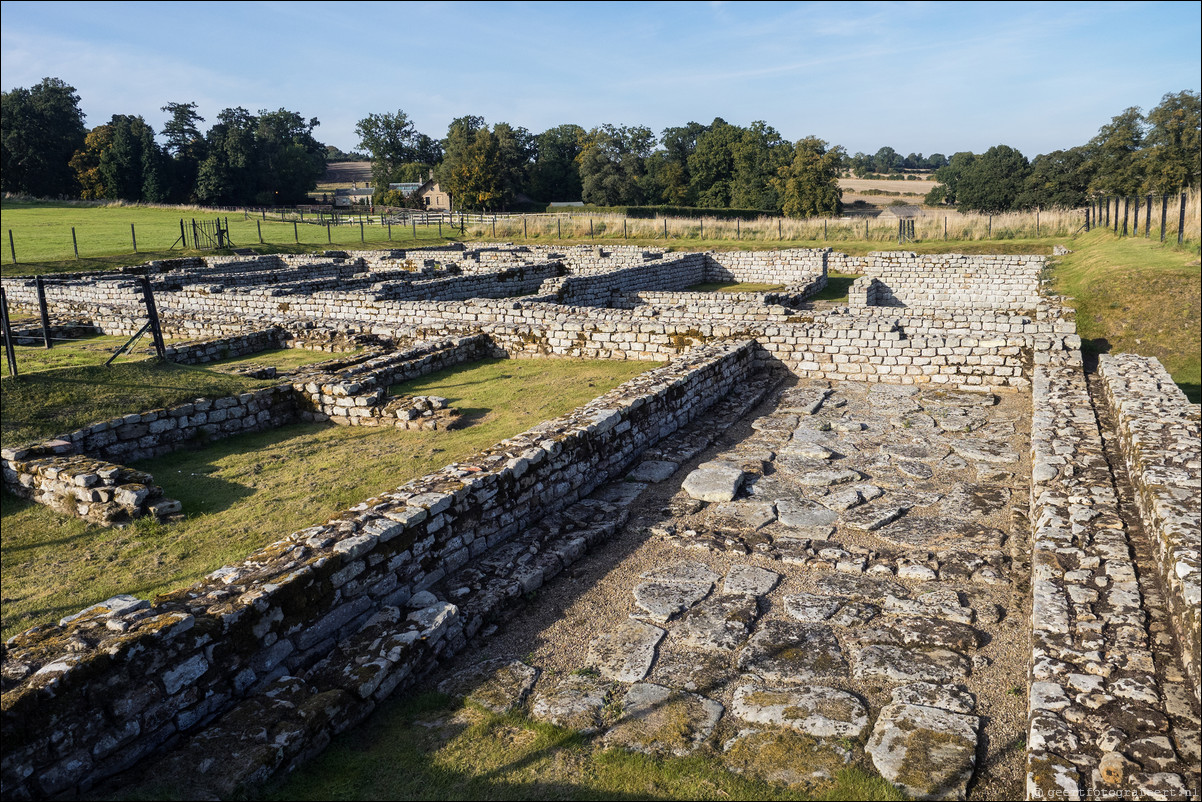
(0, 274), (164, 379)
(1083, 192), (1187, 244)
(4, 197), (1193, 265)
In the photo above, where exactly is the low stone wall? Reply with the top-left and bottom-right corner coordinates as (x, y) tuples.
(32, 385), (299, 464)
(1098, 354), (1202, 702)
(6, 319), (102, 346)
(163, 329), (286, 365)
(0, 341), (757, 799)
(1025, 350), (1187, 798)
(704, 248), (828, 285)
(294, 335), (490, 426)
(541, 252), (707, 306)
(842, 252), (1045, 311)
(1, 447), (180, 526)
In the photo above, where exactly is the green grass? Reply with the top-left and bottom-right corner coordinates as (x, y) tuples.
(0, 357), (654, 639)
(246, 694), (904, 802)
(1051, 229), (1201, 402)
(1, 333), (170, 377)
(200, 346), (363, 372)
(0, 199), (460, 276)
(1, 360), (278, 448)
(686, 281), (786, 293)
(809, 272), (860, 304)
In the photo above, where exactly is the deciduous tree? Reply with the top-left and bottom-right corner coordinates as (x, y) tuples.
(1143, 90), (1201, 191)
(773, 136), (844, 218)
(1, 77), (87, 196)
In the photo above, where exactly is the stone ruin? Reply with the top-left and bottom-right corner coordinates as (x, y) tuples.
(0, 243), (1198, 800)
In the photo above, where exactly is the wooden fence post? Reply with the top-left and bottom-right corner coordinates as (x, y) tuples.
(1133, 196), (1140, 236)
(327, 223), (331, 243)
(72, 227), (79, 259)
(944, 216), (948, 239)
(257, 220), (263, 243)
(1178, 191), (1186, 245)
(1036, 208), (1040, 236)
(413, 221), (417, 240)
(1145, 194), (1152, 238)
(1160, 194), (1168, 242)
(388, 221), (392, 241)
(131, 223), (138, 253)
(1084, 206), (1090, 232)
(988, 215), (992, 237)
(294, 222), (299, 243)
(1114, 197), (1119, 232)
(138, 276), (166, 359)
(35, 276), (52, 349)
(1122, 197), (1129, 236)
(9, 229), (16, 264)
(360, 220), (365, 243)
(0, 286), (18, 378)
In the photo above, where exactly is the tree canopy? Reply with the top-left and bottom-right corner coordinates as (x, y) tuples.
(2, 77), (87, 196)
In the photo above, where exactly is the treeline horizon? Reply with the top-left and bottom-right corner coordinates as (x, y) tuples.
(2, 78), (1198, 216)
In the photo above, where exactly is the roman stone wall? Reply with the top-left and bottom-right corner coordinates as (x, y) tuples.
(0, 341), (756, 799)
(1098, 354), (1202, 702)
(15, 385), (300, 464)
(1025, 348), (1185, 798)
(540, 252), (708, 306)
(6, 319), (103, 346)
(294, 335), (491, 426)
(703, 248), (828, 286)
(163, 329), (287, 365)
(840, 252), (1045, 311)
(1, 447), (180, 526)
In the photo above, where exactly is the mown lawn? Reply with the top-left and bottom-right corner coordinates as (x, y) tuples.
(0, 199), (458, 276)
(0, 357), (654, 639)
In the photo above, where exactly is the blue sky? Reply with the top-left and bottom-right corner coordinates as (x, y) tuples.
(2, 1), (1199, 157)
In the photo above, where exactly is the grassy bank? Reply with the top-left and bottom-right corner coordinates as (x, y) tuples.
(0, 357), (653, 639)
(1050, 229), (1200, 401)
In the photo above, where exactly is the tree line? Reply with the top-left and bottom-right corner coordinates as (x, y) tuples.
(2, 78), (326, 206)
(924, 92), (1200, 213)
(2, 77), (1198, 217)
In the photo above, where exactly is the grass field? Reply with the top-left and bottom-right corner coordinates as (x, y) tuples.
(0, 356), (654, 639)
(0, 199), (458, 275)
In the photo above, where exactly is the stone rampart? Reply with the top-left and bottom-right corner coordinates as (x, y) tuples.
(1098, 354), (1202, 702)
(0, 341), (757, 799)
